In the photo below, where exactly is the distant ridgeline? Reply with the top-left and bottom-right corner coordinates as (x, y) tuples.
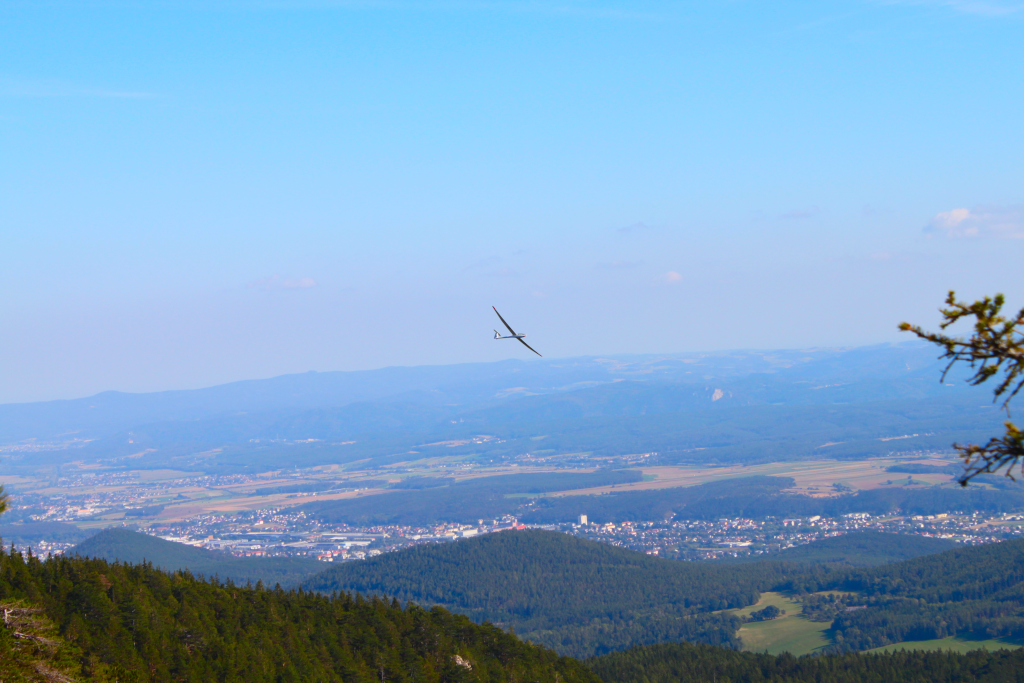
(754, 530), (958, 566)
(71, 528), (324, 587)
(0, 521), (90, 545)
(0, 544), (596, 683)
(301, 529), (796, 657)
(299, 472), (1024, 527)
(0, 344), (1009, 475)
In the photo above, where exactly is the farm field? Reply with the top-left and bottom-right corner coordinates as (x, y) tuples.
(725, 592), (832, 656)
(551, 456), (958, 498)
(7, 453), (961, 528)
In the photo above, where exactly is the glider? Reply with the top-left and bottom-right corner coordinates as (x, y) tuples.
(492, 306), (542, 357)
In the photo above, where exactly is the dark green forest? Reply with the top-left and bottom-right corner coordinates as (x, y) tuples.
(0, 543), (596, 683)
(8, 526), (1024, 680)
(301, 529), (797, 657)
(741, 530), (958, 566)
(302, 529), (1024, 658)
(587, 641), (1024, 683)
(781, 539), (1024, 652)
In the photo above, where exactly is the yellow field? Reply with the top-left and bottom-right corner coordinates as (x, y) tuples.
(548, 457), (958, 498)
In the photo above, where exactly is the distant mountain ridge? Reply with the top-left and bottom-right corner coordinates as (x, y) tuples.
(0, 343), (953, 443)
(0, 342), (1003, 474)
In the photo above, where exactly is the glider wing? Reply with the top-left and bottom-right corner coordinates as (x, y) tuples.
(517, 337), (542, 357)
(492, 306), (517, 336)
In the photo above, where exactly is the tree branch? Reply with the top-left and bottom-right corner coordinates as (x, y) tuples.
(901, 291), (1024, 484)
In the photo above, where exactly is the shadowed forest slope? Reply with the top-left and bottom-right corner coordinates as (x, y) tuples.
(72, 528), (324, 587)
(587, 641), (1024, 683)
(0, 544), (597, 683)
(302, 529), (799, 657)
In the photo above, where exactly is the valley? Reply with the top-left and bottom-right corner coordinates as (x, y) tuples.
(5, 345), (1024, 678)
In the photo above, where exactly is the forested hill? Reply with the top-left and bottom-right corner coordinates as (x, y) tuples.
(72, 528), (323, 587)
(744, 531), (959, 566)
(784, 538), (1024, 652)
(302, 529), (797, 657)
(587, 641), (1024, 683)
(0, 544), (596, 683)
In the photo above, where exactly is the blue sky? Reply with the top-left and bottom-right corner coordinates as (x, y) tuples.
(2, 1), (1022, 403)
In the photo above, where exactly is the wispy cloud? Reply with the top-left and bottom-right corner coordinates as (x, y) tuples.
(463, 255), (502, 272)
(926, 205), (1024, 239)
(659, 271), (683, 284)
(780, 206), (820, 220)
(596, 259), (641, 270)
(484, 267), (518, 278)
(250, 275), (318, 290)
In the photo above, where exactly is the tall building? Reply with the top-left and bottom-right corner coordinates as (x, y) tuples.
(578, 514), (588, 525)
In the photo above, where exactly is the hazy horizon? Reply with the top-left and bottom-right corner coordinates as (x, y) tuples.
(0, 339), (936, 406)
(3, 1), (1021, 403)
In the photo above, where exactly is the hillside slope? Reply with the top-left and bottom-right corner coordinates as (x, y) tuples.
(785, 538), (1024, 652)
(0, 544), (597, 683)
(73, 528), (324, 587)
(0, 597), (87, 682)
(302, 529), (797, 657)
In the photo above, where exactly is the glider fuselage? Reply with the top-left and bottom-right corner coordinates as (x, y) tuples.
(491, 306), (542, 357)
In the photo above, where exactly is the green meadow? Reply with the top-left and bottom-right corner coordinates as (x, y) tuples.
(728, 592), (833, 656)
(868, 636), (1024, 654)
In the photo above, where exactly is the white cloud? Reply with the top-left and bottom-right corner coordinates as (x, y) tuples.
(660, 271), (683, 284)
(250, 275), (318, 290)
(926, 205), (1024, 239)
